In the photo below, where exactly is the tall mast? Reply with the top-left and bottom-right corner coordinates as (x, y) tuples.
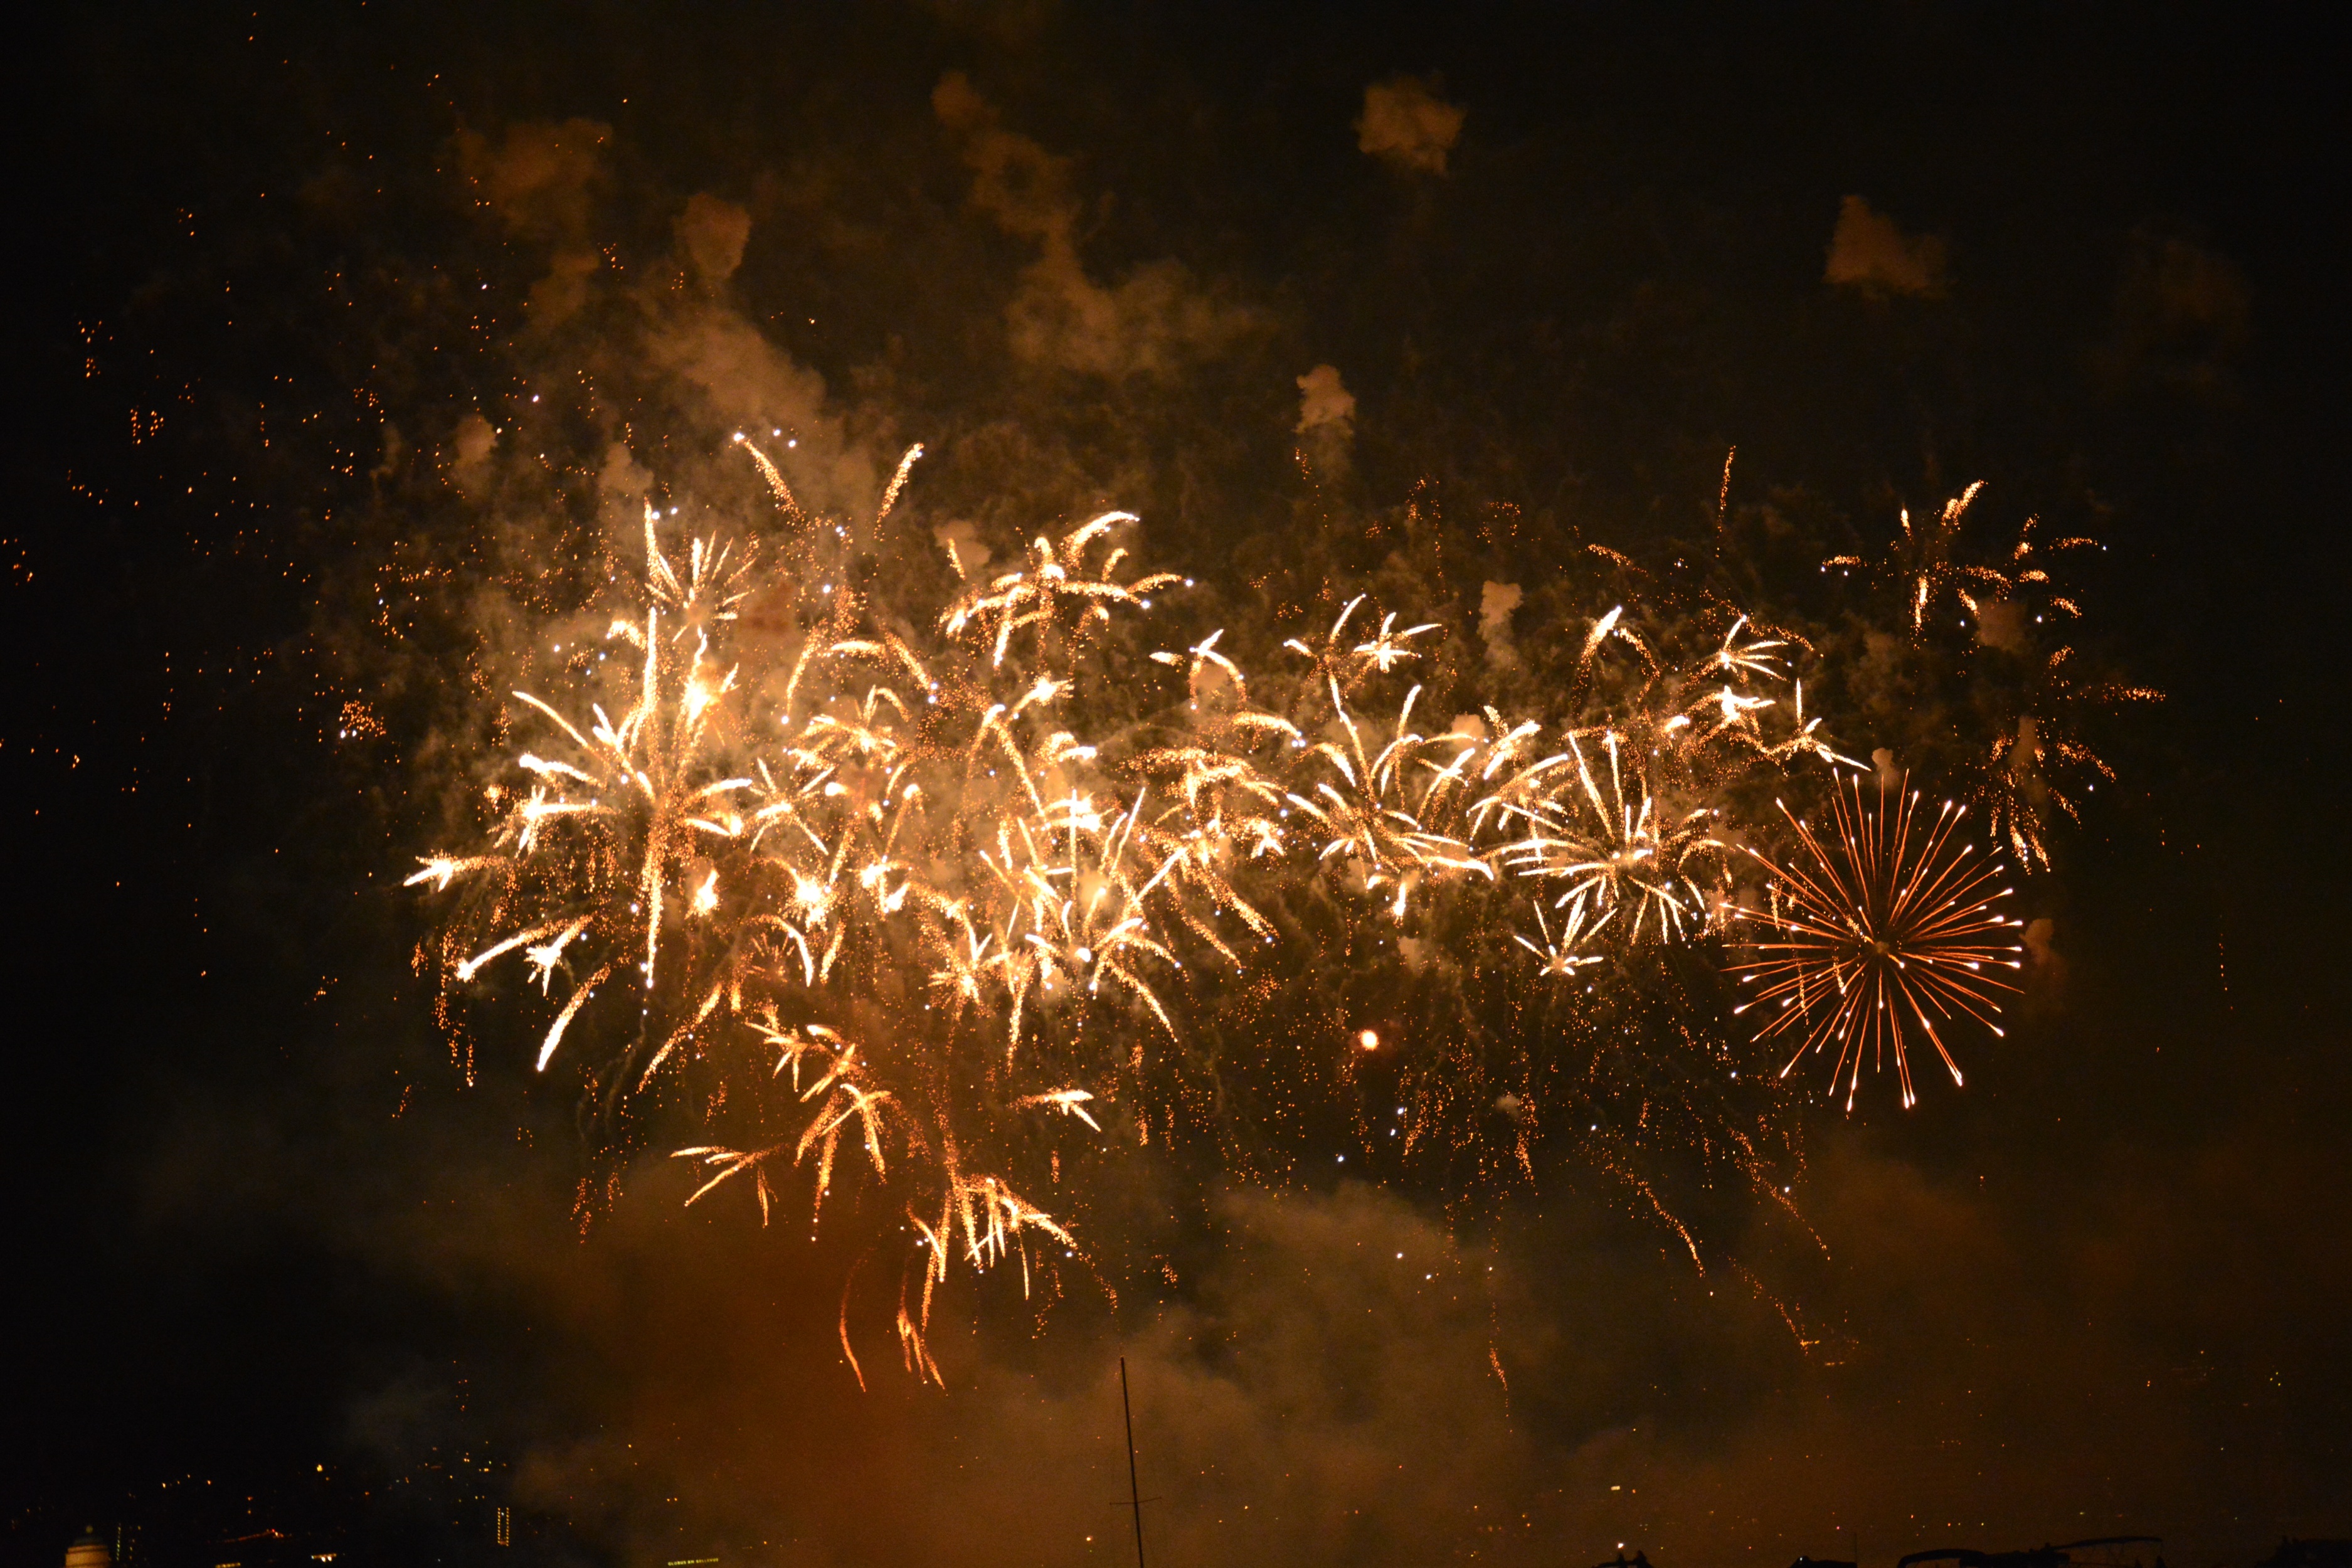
(1120, 1356), (1147, 1568)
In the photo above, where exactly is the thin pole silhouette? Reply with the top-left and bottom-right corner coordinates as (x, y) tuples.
(1120, 1356), (1147, 1568)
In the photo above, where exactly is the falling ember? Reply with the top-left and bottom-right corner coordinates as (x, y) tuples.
(1729, 773), (2025, 1111)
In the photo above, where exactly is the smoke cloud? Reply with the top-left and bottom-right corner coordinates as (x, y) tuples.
(1478, 579), (1523, 667)
(1296, 363), (1357, 476)
(934, 72), (1264, 378)
(677, 193), (755, 288)
(238, 1094), (2344, 1568)
(1357, 77), (1466, 176)
(2097, 234), (2252, 400)
(1825, 195), (1950, 299)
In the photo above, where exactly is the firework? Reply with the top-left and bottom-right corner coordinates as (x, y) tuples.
(1496, 729), (1724, 943)
(1824, 482), (2010, 637)
(1821, 484), (2148, 874)
(407, 497), (1858, 1162)
(1730, 773), (2025, 1110)
(1974, 646), (2163, 872)
(408, 445), (1280, 1382)
(1824, 482), (2107, 638)
(398, 438), (2149, 1374)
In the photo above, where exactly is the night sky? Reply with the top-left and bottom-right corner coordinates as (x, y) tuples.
(9, 6), (2348, 1567)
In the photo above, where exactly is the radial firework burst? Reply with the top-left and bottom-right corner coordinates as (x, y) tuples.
(1730, 773), (2025, 1110)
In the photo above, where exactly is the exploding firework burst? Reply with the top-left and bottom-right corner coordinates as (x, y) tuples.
(1823, 482), (2106, 639)
(408, 444), (1281, 1382)
(1824, 482), (2012, 638)
(409, 472), (1849, 1240)
(1730, 773), (2025, 1110)
(1818, 482), (2153, 876)
(1974, 645), (2164, 872)
(397, 436), (2150, 1375)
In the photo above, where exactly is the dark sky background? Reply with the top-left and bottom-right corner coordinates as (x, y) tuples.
(9, 5), (2348, 1567)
